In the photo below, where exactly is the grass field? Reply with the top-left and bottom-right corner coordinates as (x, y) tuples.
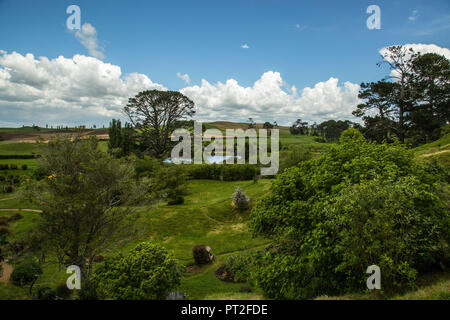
(0, 179), (271, 299)
(0, 126), (448, 300)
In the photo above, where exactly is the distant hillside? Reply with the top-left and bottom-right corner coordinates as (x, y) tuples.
(414, 130), (450, 169)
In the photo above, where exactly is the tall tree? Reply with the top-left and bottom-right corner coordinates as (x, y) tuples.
(408, 53), (450, 142)
(124, 90), (195, 158)
(377, 45), (419, 142)
(20, 136), (151, 280)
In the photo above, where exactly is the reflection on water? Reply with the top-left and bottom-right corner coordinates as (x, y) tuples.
(164, 155), (242, 164)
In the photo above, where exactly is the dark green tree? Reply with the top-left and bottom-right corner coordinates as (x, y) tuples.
(124, 90), (195, 158)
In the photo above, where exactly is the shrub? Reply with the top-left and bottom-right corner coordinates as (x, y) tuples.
(192, 244), (213, 265)
(188, 164), (258, 181)
(168, 196), (184, 205)
(91, 242), (182, 300)
(21, 164), (28, 170)
(232, 187), (250, 211)
(0, 226), (11, 236)
(0, 217), (9, 226)
(11, 260), (42, 287)
(8, 212), (23, 221)
(216, 252), (254, 283)
(0, 164), (8, 170)
(9, 164), (18, 170)
(250, 135), (450, 298)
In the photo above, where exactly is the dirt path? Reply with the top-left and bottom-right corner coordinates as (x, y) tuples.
(0, 261), (13, 283)
(0, 209), (42, 213)
(0, 198), (14, 201)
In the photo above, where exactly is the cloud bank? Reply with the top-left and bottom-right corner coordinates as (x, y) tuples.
(0, 43), (447, 127)
(0, 51), (165, 126)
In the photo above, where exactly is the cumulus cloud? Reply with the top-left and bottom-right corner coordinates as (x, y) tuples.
(0, 50), (166, 126)
(240, 44), (249, 49)
(180, 71), (361, 125)
(75, 23), (105, 59)
(380, 43), (450, 80)
(177, 72), (190, 84)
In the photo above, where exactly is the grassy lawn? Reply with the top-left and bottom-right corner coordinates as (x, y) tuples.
(0, 142), (40, 156)
(0, 179), (271, 299)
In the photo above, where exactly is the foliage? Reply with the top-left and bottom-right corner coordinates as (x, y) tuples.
(354, 46), (449, 144)
(36, 286), (56, 300)
(124, 90), (195, 158)
(250, 133), (449, 298)
(218, 252), (255, 283)
(91, 242), (182, 300)
(188, 164), (258, 181)
(11, 260), (42, 287)
(19, 136), (152, 279)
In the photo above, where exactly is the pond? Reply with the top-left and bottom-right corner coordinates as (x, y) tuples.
(164, 155), (242, 164)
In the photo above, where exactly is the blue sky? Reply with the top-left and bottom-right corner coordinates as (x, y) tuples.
(0, 0), (449, 127)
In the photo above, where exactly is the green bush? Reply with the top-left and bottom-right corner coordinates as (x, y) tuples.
(21, 164), (28, 170)
(250, 134), (449, 299)
(0, 225), (11, 236)
(232, 187), (250, 211)
(217, 252), (254, 283)
(168, 196), (184, 205)
(55, 283), (72, 300)
(0, 164), (8, 170)
(91, 242), (182, 300)
(11, 260), (42, 287)
(9, 164), (18, 170)
(188, 164), (257, 181)
(8, 212), (23, 221)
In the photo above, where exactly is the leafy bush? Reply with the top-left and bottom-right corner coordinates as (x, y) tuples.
(168, 196), (184, 205)
(0, 226), (11, 236)
(188, 164), (258, 181)
(21, 164), (28, 170)
(232, 187), (250, 211)
(0, 164), (8, 170)
(8, 212), (23, 221)
(9, 164), (18, 170)
(192, 244), (213, 265)
(216, 252), (254, 283)
(91, 242), (182, 300)
(11, 260), (42, 287)
(279, 146), (312, 173)
(250, 134), (449, 298)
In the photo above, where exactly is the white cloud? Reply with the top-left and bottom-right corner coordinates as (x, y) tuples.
(296, 24), (301, 29)
(408, 10), (419, 21)
(74, 23), (105, 59)
(0, 50), (166, 126)
(177, 72), (190, 84)
(240, 44), (249, 49)
(380, 43), (450, 62)
(380, 43), (450, 84)
(180, 71), (361, 125)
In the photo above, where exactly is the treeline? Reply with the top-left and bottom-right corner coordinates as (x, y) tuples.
(354, 46), (449, 145)
(289, 118), (359, 142)
(289, 46), (449, 146)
